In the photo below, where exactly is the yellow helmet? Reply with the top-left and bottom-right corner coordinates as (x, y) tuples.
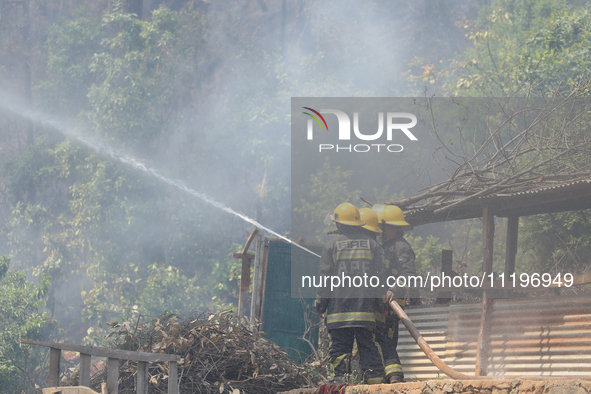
(332, 202), (365, 226)
(373, 204), (410, 227)
(359, 208), (382, 233)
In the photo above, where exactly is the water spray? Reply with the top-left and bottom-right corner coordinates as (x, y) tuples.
(0, 93), (321, 259)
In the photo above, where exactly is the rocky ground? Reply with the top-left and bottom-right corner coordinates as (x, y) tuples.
(281, 379), (591, 394)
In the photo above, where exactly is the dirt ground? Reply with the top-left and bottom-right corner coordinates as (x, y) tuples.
(280, 379), (591, 394)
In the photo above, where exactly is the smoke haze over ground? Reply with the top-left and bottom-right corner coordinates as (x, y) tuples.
(0, 0), (529, 348)
(0, 0), (472, 342)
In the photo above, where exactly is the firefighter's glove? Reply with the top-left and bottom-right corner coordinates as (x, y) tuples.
(315, 299), (327, 317)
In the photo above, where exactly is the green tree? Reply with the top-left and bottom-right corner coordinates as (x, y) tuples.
(293, 159), (361, 242)
(407, 1), (591, 277)
(0, 256), (52, 392)
(406, 0), (587, 96)
(3, 5), (220, 344)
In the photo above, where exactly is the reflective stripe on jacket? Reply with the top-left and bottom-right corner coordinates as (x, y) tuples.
(315, 228), (386, 329)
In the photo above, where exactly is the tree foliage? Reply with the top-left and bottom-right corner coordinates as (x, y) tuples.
(406, 0), (591, 277)
(0, 256), (52, 392)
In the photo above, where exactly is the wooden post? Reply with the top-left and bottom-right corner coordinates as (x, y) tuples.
(237, 228), (259, 316)
(476, 205), (495, 376)
(504, 216), (519, 276)
(107, 358), (119, 394)
(136, 361), (148, 394)
(250, 235), (266, 322)
(48, 347), (61, 387)
(79, 353), (91, 387)
(441, 249), (453, 274)
(237, 255), (253, 316)
(436, 250), (454, 304)
(475, 291), (493, 376)
(168, 361), (178, 394)
(259, 240), (269, 318)
(482, 205), (494, 274)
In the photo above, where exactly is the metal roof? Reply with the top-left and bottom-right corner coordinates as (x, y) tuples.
(395, 173), (591, 226)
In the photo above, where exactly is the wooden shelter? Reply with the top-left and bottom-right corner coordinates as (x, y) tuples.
(383, 171), (591, 377)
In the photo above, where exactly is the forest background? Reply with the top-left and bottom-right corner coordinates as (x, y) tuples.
(1, 0), (591, 391)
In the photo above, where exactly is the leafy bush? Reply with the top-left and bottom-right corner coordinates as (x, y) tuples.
(0, 256), (52, 392)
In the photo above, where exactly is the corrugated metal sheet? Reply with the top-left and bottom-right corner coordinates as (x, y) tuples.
(401, 174), (591, 225)
(399, 296), (591, 380)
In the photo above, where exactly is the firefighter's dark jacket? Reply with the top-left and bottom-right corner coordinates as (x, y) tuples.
(315, 228), (387, 329)
(382, 232), (419, 301)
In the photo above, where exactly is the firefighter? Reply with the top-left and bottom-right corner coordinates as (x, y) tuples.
(373, 204), (418, 383)
(359, 207), (404, 383)
(315, 202), (386, 385)
(359, 208), (382, 241)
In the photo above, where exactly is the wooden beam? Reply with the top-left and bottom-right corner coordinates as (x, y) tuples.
(482, 205), (495, 274)
(137, 361), (148, 394)
(406, 183), (591, 226)
(42, 388), (99, 394)
(475, 291), (493, 376)
(504, 216), (519, 276)
(242, 227), (259, 254)
(79, 353), (91, 387)
(238, 258), (251, 316)
(570, 273), (591, 286)
(232, 253), (254, 260)
(259, 241), (269, 320)
(107, 358), (119, 394)
(21, 340), (180, 362)
(435, 250), (454, 304)
(441, 249), (453, 274)
(250, 235), (266, 322)
(168, 361), (178, 394)
(237, 228), (259, 316)
(48, 347), (61, 387)
(476, 205), (495, 377)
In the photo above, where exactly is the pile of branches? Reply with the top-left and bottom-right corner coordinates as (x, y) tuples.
(89, 311), (321, 393)
(383, 90), (591, 214)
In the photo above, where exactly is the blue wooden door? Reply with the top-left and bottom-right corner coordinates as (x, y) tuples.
(261, 241), (322, 362)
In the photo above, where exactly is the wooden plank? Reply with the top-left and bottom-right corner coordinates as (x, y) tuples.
(21, 340), (180, 362)
(475, 205), (494, 376)
(250, 235), (265, 321)
(436, 250), (454, 304)
(475, 291), (493, 376)
(259, 239), (269, 320)
(168, 361), (178, 394)
(107, 358), (119, 394)
(240, 258), (251, 291)
(237, 228), (258, 317)
(48, 347), (61, 387)
(136, 362), (148, 394)
(79, 353), (91, 387)
(504, 215), (519, 276)
(232, 253), (254, 260)
(571, 273), (591, 286)
(42, 388), (99, 394)
(441, 249), (453, 273)
(242, 227), (259, 254)
(238, 257), (252, 316)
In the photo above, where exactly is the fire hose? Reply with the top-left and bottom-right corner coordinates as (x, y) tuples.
(388, 299), (492, 380)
